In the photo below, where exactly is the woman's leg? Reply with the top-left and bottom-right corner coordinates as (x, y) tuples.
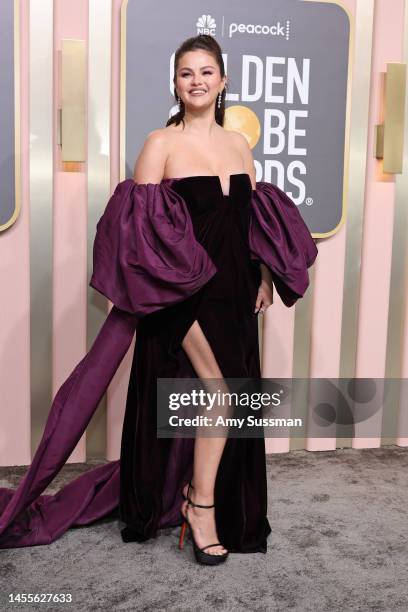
(181, 320), (229, 555)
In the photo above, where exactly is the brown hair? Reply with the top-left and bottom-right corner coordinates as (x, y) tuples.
(165, 34), (226, 129)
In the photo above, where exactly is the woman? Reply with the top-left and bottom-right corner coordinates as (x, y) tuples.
(120, 34), (274, 565)
(0, 35), (318, 560)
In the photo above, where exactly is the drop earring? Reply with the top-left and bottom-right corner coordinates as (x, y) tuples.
(217, 91), (222, 108)
(177, 96), (181, 111)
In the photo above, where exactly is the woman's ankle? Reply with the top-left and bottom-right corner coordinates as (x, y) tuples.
(190, 488), (214, 505)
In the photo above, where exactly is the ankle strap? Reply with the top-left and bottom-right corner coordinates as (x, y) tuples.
(186, 481), (215, 508)
(187, 499), (215, 509)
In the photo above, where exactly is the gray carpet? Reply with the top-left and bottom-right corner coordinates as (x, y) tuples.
(0, 446), (407, 612)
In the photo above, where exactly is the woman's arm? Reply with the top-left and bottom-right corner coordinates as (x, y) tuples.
(255, 266), (274, 313)
(133, 129), (169, 184)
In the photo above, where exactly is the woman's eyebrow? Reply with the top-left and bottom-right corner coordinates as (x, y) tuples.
(178, 65), (215, 72)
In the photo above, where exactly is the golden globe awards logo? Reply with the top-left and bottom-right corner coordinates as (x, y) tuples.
(196, 14), (216, 35)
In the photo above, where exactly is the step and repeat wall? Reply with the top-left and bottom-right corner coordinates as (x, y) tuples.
(0, 0), (408, 464)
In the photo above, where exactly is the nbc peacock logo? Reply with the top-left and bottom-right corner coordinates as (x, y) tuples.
(196, 14), (216, 35)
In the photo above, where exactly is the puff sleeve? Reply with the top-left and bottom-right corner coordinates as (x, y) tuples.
(248, 182), (318, 307)
(90, 179), (217, 317)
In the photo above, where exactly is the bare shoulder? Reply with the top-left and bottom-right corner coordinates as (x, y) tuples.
(227, 128), (250, 151)
(227, 129), (256, 188)
(133, 128), (172, 183)
(148, 126), (180, 140)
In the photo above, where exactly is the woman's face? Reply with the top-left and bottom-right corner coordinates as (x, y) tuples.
(175, 50), (226, 110)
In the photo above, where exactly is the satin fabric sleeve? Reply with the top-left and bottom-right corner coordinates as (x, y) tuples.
(89, 179), (217, 317)
(248, 181), (318, 307)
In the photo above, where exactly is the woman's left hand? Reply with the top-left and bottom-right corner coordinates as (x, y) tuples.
(255, 266), (274, 314)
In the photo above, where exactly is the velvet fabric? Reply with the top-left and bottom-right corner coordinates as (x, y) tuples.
(0, 174), (318, 549)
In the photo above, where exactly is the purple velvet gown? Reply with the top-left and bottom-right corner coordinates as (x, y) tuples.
(0, 174), (318, 550)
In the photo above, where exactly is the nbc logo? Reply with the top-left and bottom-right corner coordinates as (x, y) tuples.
(196, 14), (216, 35)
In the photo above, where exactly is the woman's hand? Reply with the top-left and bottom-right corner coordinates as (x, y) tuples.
(255, 264), (274, 314)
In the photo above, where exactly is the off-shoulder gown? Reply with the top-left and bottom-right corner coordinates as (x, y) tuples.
(0, 173), (318, 550)
(120, 173), (268, 553)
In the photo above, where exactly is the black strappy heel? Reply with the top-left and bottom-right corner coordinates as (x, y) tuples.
(178, 482), (229, 566)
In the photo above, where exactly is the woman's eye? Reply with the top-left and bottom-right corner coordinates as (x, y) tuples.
(181, 71), (212, 77)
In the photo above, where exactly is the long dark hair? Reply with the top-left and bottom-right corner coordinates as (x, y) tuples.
(166, 34), (226, 129)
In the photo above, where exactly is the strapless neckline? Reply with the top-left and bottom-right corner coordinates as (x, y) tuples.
(162, 172), (250, 198)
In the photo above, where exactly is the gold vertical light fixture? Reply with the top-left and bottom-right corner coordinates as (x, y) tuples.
(375, 63), (407, 173)
(58, 39), (86, 164)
